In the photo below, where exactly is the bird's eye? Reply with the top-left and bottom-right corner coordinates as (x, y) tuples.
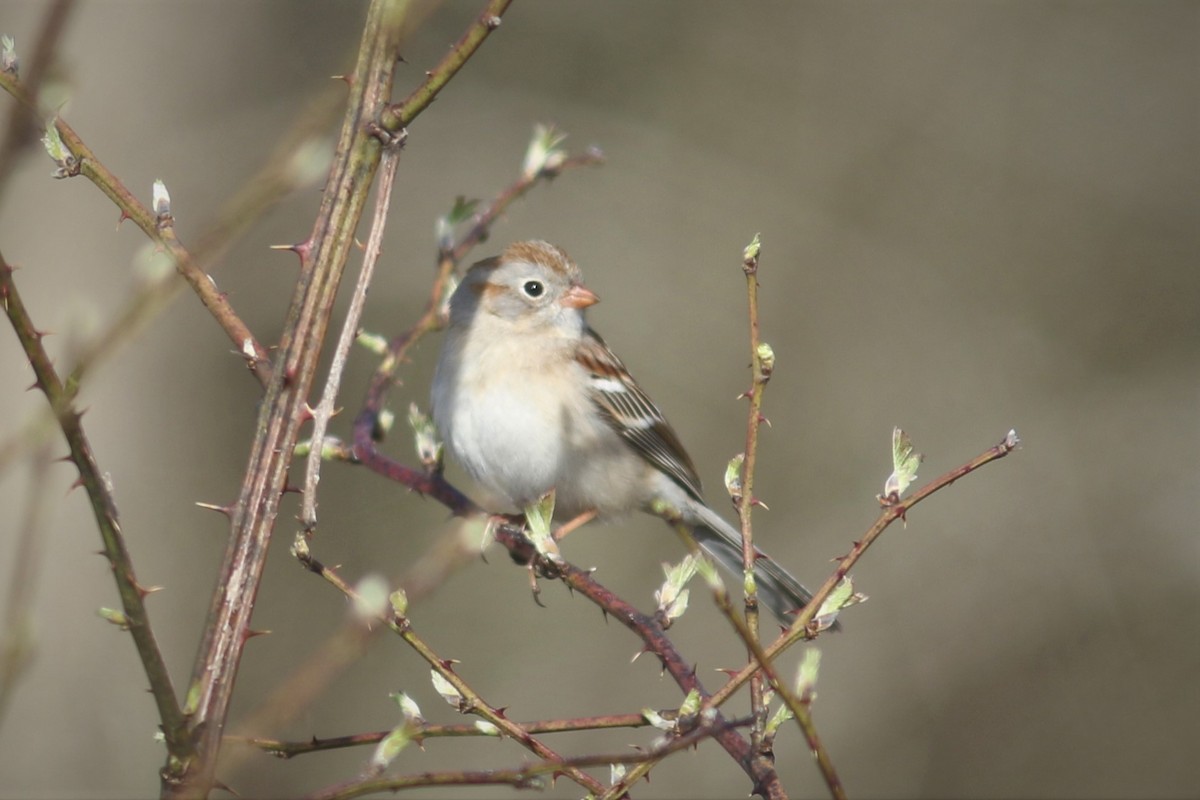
(522, 280), (544, 298)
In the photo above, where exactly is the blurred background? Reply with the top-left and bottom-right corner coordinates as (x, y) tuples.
(0, 2), (1195, 798)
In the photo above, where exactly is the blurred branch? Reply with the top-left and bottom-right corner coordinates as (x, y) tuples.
(0, 252), (190, 761)
(0, 71), (273, 386)
(301, 133), (405, 533)
(732, 236), (846, 800)
(0, 442), (53, 727)
(0, 0), (75, 196)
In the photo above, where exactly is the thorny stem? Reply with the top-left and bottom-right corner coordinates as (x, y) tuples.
(174, 2), (518, 795)
(0, 443), (52, 725)
(0, 253), (191, 762)
(735, 238), (846, 799)
(170, 2), (410, 796)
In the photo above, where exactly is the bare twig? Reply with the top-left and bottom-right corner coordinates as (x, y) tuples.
(728, 237), (846, 799)
(301, 134), (405, 532)
(240, 711), (652, 758)
(736, 235), (769, 746)
(386, 0), (514, 129)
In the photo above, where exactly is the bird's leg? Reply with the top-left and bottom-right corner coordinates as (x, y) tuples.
(552, 509), (598, 542)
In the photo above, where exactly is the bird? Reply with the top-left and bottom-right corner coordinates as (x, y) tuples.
(431, 239), (825, 625)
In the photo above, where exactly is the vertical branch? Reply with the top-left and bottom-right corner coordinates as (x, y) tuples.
(737, 235), (769, 741)
(300, 136), (404, 532)
(168, 2), (410, 797)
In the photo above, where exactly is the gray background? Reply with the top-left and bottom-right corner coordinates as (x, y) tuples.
(0, 2), (1195, 798)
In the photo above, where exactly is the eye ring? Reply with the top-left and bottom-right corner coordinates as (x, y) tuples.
(522, 280), (545, 298)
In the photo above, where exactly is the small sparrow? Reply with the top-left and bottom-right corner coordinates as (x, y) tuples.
(431, 240), (823, 624)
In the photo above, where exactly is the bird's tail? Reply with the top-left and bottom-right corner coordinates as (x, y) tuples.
(688, 502), (840, 630)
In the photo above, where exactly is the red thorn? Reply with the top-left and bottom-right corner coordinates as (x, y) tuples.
(270, 240), (312, 263)
(68, 476), (86, 492)
(281, 483), (303, 495)
(244, 628), (272, 641)
(715, 667), (739, 677)
(26, 380), (40, 392)
(116, 210), (130, 228)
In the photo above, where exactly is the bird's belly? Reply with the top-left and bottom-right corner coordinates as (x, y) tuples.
(445, 375), (646, 517)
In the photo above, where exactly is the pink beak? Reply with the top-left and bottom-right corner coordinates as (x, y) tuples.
(560, 284), (600, 309)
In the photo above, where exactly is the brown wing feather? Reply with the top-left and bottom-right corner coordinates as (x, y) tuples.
(576, 329), (705, 501)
